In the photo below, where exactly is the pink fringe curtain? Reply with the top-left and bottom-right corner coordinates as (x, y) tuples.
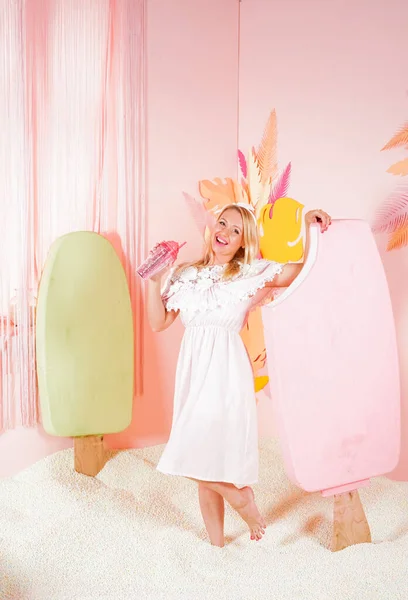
(0, 0), (146, 431)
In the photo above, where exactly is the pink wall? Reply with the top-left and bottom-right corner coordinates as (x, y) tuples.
(0, 426), (72, 478)
(238, 0), (408, 478)
(3, 0), (408, 481)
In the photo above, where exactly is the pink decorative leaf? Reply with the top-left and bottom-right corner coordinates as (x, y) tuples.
(206, 210), (217, 230)
(183, 192), (215, 237)
(269, 162), (291, 203)
(372, 186), (408, 234)
(267, 162), (291, 218)
(237, 149), (247, 179)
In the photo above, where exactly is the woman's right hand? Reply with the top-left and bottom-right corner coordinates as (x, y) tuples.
(149, 265), (171, 284)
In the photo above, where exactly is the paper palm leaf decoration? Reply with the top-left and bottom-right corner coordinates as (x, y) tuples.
(241, 177), (249, 198)
(372, 186), (408, 251)
(381, 122), (408, 151)
(387, 158), (408, 177)
(247, 147), (264, 212)
(198, 177), (248, 214)
(183, 192), (216, 236)
(256, 109), (278, 185)
(387, 224), (408, 251)
(373, 119), (408, 251)
(268, 162), (292, 217)
(237, 149), (247, 178)
(372, 187), (408, 234)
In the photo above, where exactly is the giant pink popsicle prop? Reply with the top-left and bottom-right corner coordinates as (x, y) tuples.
(262, 220), (400, 551)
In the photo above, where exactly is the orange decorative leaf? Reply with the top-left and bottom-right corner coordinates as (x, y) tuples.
(257, 109), (278, 185)
(387, 223), (408, 251)
(240, 308), (266, 375)
(387, 158), (408, 176)
(382, 122), (408, 151)
(372, 186), (408, 233)
(198, 177), (244, 213)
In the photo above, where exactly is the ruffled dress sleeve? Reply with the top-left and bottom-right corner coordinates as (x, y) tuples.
(223, 259), (284, 309)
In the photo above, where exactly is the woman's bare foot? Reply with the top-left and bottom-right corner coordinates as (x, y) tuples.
(190, 479), (266, 542)
(233, 487), (266, 541)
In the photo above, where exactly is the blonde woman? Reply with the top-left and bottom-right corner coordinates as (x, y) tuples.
(147, 203), (331, 547)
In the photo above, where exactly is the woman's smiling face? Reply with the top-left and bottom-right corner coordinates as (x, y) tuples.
(211, 208), (244, 264)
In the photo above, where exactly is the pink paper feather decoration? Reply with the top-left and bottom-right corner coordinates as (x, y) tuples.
(238, 149), (247, 179)
(372, 186), (408, 234)
(183, 192), (215, 237)
(267, 162), (291, 218)
(269, 162), (291, 203)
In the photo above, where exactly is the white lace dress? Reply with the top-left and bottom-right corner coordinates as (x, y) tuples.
(157, 259), (283, 486)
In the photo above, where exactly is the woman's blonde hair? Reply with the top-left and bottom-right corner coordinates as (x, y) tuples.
(182, 204), (259, 280)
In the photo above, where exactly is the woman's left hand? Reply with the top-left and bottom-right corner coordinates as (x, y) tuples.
(305, 209), (331, 232)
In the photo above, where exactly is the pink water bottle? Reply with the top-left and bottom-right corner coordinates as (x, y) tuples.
(137, 240), (186, 280)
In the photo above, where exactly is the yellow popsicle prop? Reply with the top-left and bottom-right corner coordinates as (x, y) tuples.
(36, 231), (134, 476)
(259, 197), (304, 263)
(244, 197), (305, 393)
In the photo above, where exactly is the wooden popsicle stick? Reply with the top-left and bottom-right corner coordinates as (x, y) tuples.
(331, 490), (371, 552)
(74, 435), (108, 477)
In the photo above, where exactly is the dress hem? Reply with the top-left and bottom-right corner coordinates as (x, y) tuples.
(156, 466), (257, 487)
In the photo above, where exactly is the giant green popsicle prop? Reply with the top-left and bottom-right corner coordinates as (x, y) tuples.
(36, 232), (134, 476)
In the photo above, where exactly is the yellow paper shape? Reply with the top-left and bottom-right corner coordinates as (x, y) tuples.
(259, 197), (304, 263)
(254, 376), (269, 393)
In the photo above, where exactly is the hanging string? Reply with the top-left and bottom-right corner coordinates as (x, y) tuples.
(0, 0), (146, 432)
